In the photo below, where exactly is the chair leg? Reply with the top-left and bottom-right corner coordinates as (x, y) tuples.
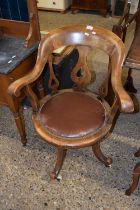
(50, 148), (67, 180)
(92, 142), (112, 167)
(124, 68), (137, 93)
(13, 109), (27, 146)
(125, 162), (140, 196)
(9, 97), (27, 146)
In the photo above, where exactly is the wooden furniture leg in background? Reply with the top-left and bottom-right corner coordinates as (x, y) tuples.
(125, 162), (140, 195)
(126, 148), (140, 195)
(9, 96), (27, 146)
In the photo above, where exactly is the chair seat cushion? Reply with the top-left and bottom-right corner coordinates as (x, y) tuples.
(38, 91), (108, 139)
(0, 35), (38, 74)
(125, 27), (140, 69)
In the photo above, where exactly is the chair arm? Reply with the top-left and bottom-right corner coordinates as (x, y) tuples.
(110, 40), (134, 113)
(8, 63), (45, 97)
(113, 83), (134, 113)
(111, 68), (134, 113)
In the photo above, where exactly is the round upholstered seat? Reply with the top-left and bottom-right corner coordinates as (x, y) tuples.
(38, 91), (110, 141)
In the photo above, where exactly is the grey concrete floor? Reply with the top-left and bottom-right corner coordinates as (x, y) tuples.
(0, 10), (140, 210)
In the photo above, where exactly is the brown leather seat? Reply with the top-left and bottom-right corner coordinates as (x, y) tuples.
(8, 25), (134, 180)
(39, 91), (109, 139)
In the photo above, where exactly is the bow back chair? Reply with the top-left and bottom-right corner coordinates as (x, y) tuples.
(0, 0), (42, 145)
(112, 0), (140, 93)
(8, 25), (134, 179)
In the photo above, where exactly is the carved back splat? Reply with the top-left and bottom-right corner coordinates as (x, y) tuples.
(71, 46), (92, 89)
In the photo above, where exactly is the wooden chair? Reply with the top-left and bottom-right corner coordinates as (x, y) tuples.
(112, 0), (140, 93)
(8, 25), (134, 179)
(125, 148), (140, 195)
(0, 0), (41, 145)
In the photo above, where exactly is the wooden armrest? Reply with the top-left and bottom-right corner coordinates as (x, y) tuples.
(114, 84), (134, 113)
(110, 43), (134, 113)
(111, 70), (134, 113)
(8, 64), (43, 97)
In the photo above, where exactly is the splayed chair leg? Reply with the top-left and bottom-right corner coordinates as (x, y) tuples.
(50, 148), (67, 180)
(92, 142), (112, 167)
(125, 162), (140, 196)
